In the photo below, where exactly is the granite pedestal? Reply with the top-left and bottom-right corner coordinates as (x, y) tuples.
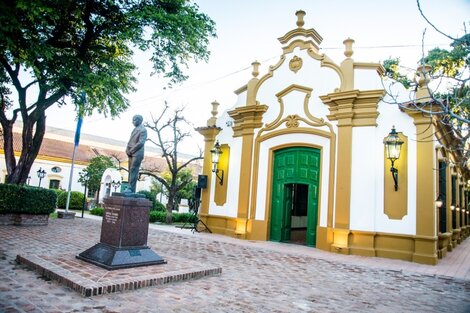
(77, 195), (166, 270)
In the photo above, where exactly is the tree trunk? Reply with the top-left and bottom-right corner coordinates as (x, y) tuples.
(166, 193), (174, 224)
(5, 112), (46, 185)
(1, 120), (16, 180)
(95, 187), (101, 205)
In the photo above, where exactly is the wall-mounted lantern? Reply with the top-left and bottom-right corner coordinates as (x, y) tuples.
(37, 167), (46, 187)
(384, 126), (404, 191)
(210, 141), (224, 185)
(435, 196), (443, 208)
(112, 180), (121, 192)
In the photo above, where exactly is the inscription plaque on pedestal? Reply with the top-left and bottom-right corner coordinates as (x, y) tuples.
(77, 195), (166, 270)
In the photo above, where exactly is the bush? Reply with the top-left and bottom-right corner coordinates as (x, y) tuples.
(86, 205), (195, 224)
(149, 210), (167, 223)
(57, 191), (85, 210)
(54, 189), (66, 197)
(148, 211), (197, 224)
(153, 200), (166, 212)
(138, 190), (156, 207)
(173, 212), (197, 223)
(89, 207), (104, 216)
(0, 183), (57, 214)
(137, 190), (166, 211)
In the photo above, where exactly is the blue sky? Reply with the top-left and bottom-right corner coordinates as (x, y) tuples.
(44, 0), (470, 154)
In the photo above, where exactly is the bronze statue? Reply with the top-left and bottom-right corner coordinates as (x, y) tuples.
(125, 115), (147, 193)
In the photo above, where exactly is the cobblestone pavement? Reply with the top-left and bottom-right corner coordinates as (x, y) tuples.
(1, 218), (469, 313)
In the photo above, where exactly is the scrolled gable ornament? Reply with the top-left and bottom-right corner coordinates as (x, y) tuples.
(289, 56), (303, 73)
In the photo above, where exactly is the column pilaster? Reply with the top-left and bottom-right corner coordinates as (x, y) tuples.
(195, 126), (221, 216)
(228, 105), (268, 237)
(406, 110), (437, 264)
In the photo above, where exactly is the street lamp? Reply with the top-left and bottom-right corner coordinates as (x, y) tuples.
(112, 180), (121, 192)
(210, 141), (224, 185)
(383, 126), (404, 191)
(37, 168), (46, 187)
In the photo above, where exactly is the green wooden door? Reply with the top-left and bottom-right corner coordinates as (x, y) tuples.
(281, 184), (293, 241)
(270, 147), (320, 246)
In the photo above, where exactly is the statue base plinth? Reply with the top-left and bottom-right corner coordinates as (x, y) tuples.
(77, 195), (166, 270)
(111, 192), (146, 198)
(77, 242), (166, 270)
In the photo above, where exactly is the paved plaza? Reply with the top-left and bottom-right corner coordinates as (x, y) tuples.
(1, 216), (469, 313)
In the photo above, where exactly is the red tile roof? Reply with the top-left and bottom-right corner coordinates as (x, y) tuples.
(0, 131), (199, 175)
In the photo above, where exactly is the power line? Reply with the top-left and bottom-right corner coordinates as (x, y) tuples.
(320, 43), (449, 50)
(85, 42), (449, 124)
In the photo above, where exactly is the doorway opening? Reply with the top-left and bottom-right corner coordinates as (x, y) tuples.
(287, 183), (309, 245)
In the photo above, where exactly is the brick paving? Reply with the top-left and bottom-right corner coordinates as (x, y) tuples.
(1, 217), (470, 313)
(15, 253), (221, 297)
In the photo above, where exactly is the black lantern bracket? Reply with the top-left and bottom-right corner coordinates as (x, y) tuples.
(389, 160), (399, 192)
(213, 167), (224, 186)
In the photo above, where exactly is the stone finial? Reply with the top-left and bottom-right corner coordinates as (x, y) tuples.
(415, 64), (432, 102)
(207, 100), (220, 127)
(251, 61), (260, 78)
(416, 64), (432, 87)
(343, 38), (354, 58)
(296, 10), (306, 28)
(211, 100), (220, 117)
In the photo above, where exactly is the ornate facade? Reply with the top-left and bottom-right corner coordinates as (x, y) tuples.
(197, 11), (469, 265)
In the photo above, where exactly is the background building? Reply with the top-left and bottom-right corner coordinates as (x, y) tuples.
(0, 122), (202, 205)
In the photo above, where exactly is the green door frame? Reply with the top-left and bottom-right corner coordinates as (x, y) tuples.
(270, 147), (320, 246)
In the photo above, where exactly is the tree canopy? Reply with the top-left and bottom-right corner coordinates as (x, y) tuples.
(383, 33), (469, 125)
(152, 167), (197, 201)
(78, 155), (115, 201)
(0, 0), (216, 184)
(382, 1), (469, 170)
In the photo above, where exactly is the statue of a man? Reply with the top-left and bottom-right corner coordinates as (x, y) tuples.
(124, 115), (147, 193)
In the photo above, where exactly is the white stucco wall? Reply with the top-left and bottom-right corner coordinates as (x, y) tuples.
(256, 49), (340, 125)
(0, 156), (86, 192)
(349, 126), (379, 231)
(354, 68), (383, 91)
(377, 99), (417, 235)
(346, 72), (422, 236)
(207, 136), (242, 217)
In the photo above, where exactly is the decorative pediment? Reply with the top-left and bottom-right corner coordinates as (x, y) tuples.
(260, 84), (333, 135)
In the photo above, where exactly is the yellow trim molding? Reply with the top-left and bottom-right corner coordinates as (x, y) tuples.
(195, 126), (222, 217)
(214, 144), (230, 206)
(228, 105), (268, 137)
(318, 227), (438, 265)
(320, 89), (385, 127)
(405, 109), (437, 238)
